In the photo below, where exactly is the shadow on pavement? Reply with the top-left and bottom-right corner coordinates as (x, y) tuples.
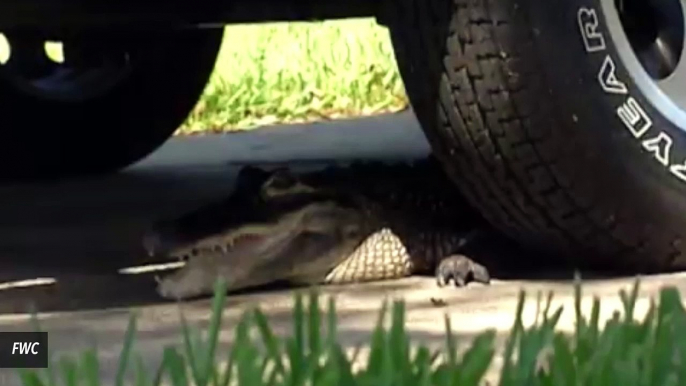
(0, 112), (638, 316)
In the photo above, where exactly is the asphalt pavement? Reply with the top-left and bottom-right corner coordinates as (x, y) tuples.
(0, 109), (683, 384)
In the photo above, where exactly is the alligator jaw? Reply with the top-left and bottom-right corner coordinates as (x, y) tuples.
(165, 225), (281, 262)
(154, 201), (368, 300)
(155, 228), (296, 300)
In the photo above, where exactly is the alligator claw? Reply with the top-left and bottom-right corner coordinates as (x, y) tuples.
(435, 254), (490, 287)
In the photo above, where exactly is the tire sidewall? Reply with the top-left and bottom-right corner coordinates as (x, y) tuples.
(524, 0), (686, 222)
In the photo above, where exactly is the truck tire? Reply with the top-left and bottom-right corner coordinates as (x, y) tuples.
(0, 27), (223, 179)
(385, 0), (686, 272)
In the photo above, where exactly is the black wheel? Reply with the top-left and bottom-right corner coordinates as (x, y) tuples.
(0, 27), (223, 179)
(385, 0), (686, 272)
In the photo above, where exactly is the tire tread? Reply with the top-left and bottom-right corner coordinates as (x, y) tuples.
(386, 0), (681, 270)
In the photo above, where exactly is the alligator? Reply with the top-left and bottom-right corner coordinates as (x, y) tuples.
(143, 157), (499, 300)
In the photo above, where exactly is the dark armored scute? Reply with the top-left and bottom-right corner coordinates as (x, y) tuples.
(143, 158), (492, 300)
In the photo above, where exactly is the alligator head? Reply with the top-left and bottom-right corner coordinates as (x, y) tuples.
(143, 165), (374, 298)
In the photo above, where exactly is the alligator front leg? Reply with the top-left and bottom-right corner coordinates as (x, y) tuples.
(323, 228), (415, 284)
(323, 228), (491, 287)
(435, 255), (490, 287)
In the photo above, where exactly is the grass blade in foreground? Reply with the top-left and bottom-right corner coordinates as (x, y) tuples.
(16, 278), (686, 386)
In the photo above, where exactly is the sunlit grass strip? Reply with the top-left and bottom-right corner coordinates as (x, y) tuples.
(16, 277), (686, 386)
(178, 19), (409, 134)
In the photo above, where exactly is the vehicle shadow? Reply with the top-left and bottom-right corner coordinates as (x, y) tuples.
(0, 133), (650, 315)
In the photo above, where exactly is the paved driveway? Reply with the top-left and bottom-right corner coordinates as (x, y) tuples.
(0, 110), (683, 384)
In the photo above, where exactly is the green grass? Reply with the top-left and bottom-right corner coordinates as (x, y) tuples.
(177, 19), (409, 135)
(17, 278), (686, 386)
(0, 19), (407, 134)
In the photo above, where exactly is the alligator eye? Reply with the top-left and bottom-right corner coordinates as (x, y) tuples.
(267, 171), (297, 190)
(261, 169), (299, 198)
